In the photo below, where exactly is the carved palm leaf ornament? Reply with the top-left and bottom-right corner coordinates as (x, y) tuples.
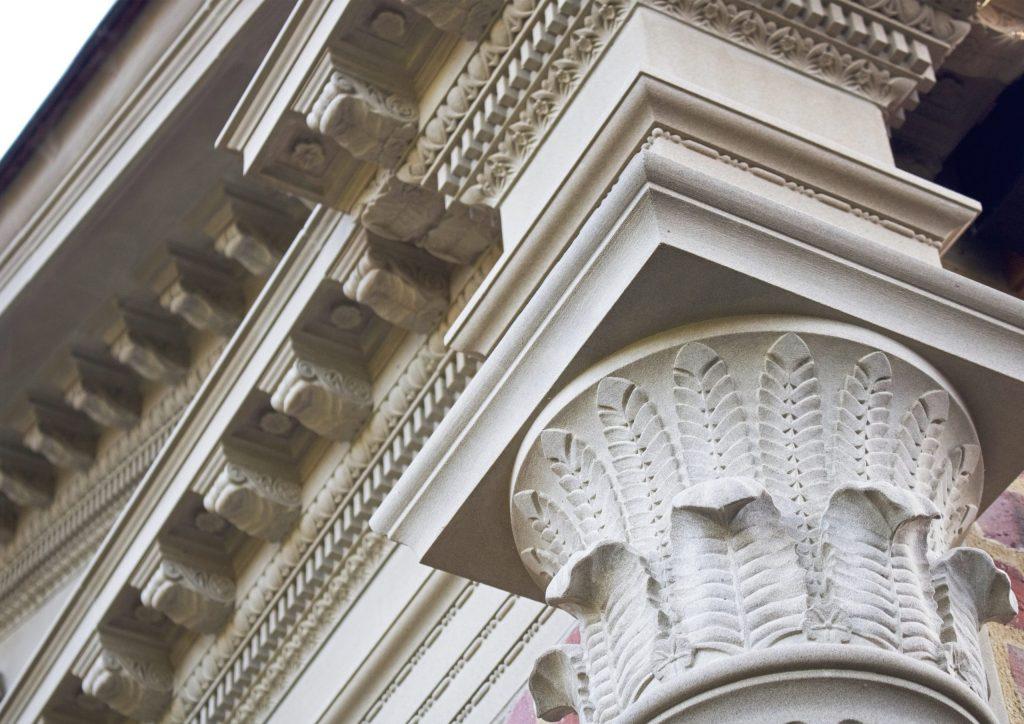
(511, 326), (1017, 723)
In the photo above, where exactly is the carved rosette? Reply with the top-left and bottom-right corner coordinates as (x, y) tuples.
(306, 71), (418, 170)
(511, 320), (1017, 723)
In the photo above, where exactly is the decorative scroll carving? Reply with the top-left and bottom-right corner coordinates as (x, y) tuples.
(80, 634), (173, 721)
(401, 0), (504, 39)
(269, 348), (373, 441)
(204, 459), (302, 541)
(109, 309), (189, 383)
(512, 327), (1017, 723)
(158, 254), (245, 336)
(360, 176), (501, 264)
(306, 68), (418, 170)
(23, 402), (97, 471)
(66, 355), (140, 429)
(205, 187), (303, 278)
(139, 548), (236, 633)
(0, 447), (54, 508)
(342, 246), (449, 332)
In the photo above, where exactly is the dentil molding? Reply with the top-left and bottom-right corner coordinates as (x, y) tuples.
(511, 321), (1016, 722)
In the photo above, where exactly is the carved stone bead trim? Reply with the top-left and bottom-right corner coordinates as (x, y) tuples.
(428, 0), (601, 200)
(305, 64), (418, 170)
(647, 128), (945, 250)
(405, 0), (544, 179)
(203, 459), (302, 542)
(80, 634), (174, 721)
(643, 0), (967, 126)
(270, 355), (373, 442)
(139, 548), (236, 634)
(511, 324), (1016, 723)
(401, 0), (505, 40)
(342, 245), (449, 332)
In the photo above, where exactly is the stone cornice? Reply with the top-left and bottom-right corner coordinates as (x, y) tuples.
(178, 309), (484, 722)
(0, 346), (222, 640)
(0, 207), (349, 723)
(0, 0), (265, 312)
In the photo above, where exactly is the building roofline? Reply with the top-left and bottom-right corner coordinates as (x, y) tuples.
(0, 0), (147, 197)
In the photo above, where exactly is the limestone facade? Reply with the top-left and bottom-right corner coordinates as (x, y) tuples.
(0, 0), (1023, 722)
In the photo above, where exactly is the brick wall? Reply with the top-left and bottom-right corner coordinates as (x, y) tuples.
(971, 475), (1024, 723)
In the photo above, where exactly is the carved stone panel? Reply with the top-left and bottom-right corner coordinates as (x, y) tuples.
(342, 245), (449, 333)
(267, 338), (373, 442)
(139, 546), (236, 634)
(204, 458), (302, 542)
(511, 322), (1016, 723)
(306, 66), (418, 170)
(79, 633), (173, 721)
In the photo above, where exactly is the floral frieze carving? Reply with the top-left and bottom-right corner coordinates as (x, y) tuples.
(511, 322), (1017, 723)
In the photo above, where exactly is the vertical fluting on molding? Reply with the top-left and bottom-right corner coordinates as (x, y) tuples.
(511, 325), (1017, 723)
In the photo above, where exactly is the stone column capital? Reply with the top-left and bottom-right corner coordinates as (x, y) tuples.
(510, 319), (1016, 722)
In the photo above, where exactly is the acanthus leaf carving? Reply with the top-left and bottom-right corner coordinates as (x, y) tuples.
(932, 546), (1018, 696)
(512, 325), (1005, 723)
(546, 541), (661, 721)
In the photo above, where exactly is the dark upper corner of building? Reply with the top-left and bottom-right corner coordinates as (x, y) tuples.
(0, 0), (147, 198)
